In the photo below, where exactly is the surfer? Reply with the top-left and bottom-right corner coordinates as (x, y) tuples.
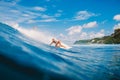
(50, 38), (66, 48)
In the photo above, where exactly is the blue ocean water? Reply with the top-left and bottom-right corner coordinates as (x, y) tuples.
(0, 23), (120, 80)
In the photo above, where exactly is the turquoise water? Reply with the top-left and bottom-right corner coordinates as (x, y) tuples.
(0, 23), (120, 80)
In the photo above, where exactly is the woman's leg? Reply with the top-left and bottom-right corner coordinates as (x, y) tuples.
(58, 41), (66, 48)
(55, 42), (60, 47)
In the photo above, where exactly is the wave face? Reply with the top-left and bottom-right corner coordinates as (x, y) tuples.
(0, 23), (120, 80)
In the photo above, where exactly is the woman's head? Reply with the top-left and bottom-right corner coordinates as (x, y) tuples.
(52, 38), (55, 41)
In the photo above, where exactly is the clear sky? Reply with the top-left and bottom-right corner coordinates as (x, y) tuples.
(0, 0), (120, 43)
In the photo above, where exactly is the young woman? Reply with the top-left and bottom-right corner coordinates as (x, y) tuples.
(50, 38), (66, 48)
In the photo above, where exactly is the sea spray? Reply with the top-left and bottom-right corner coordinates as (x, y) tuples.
(10, 25), (54, 44)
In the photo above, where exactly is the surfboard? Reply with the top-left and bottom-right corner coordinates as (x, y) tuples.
(60, 42), (71, 49)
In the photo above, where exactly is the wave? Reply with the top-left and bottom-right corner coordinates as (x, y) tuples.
(0, 22), (120, 80)
(0, 22), (76, 80)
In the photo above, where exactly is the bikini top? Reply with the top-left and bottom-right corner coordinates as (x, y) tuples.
(53, 40), (57, 43)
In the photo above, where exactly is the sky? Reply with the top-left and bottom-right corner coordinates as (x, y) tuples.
(0, 0), (120, 44)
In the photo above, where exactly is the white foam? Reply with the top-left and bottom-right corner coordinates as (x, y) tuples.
(11, 26), (53, 44)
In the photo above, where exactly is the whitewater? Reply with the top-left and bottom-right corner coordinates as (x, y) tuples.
(0, 23), (120, 80)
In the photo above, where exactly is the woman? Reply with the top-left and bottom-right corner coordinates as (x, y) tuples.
(50, 38), (66, 48)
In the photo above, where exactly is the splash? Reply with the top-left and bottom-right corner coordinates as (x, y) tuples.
(11, 24), (53, 44)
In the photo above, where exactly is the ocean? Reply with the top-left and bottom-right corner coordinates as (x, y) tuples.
(0, 23), (120, 80)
